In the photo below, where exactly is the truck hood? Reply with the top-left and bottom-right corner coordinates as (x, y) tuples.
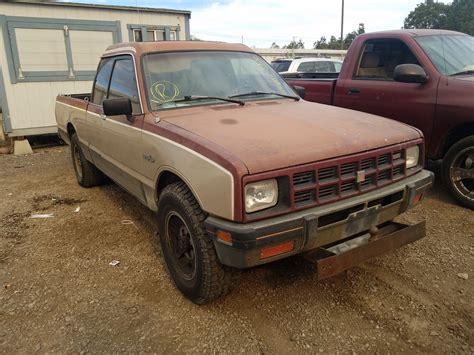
(160, 100), (421, 174)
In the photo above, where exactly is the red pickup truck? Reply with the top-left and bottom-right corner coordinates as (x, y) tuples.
(286, 29), (474, 208)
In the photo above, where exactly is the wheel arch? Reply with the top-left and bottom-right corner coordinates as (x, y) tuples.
(441, 123), (474, 158)
(67, 122), (76, 139)
(155, 168), (205, 212)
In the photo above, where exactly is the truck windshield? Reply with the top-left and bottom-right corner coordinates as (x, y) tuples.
(142, 51), (296, 110)
(415, 34), (474, 76)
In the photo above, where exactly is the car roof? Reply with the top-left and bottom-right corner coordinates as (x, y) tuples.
(291, 57), (343, 64)
(359, 29), (468, 38)
(103, 41), (255, 57)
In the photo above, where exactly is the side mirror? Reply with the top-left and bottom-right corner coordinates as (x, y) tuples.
(293, 85), (306, 99)
(394, 64), (428, 84)
(103, 98), (133, 120)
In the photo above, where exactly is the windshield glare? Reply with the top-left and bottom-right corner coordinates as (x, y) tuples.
(143, 51), (295, 110)
(415, 34), (474, 76)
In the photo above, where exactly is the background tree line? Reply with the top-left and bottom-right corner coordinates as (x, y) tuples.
(403, 0), (473, 35)
(271, 0), (472, 50)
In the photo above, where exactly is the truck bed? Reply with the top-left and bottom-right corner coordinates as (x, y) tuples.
(55, 93), (90, 143)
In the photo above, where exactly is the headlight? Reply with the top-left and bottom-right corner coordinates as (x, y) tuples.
(245, 179), (278, 213)
(406, 146), (420, 169)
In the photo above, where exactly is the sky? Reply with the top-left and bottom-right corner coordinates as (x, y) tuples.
(63, 0), (428, 48)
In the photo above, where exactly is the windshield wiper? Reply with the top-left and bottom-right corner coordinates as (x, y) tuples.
(172, 95), (245, 106)
(229, 91), (300, 101)
(450, 70), (474, 76)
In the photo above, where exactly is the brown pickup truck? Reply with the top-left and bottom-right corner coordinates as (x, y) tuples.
(285, 29), (474, 209)
(56, 41), (433, 304)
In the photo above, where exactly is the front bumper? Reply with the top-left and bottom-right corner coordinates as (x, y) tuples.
(205, 169), (434, 269)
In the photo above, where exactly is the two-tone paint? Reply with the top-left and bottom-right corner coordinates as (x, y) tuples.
(57, 41), (428, 225)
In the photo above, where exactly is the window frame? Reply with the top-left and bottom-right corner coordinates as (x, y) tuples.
(91, 54), (143, 114)
(352, 38), (423, 82)
(91, 57), (115, 106)
(0, 15), (121, 84)
(107, 57), (142, 115)
(127, 24), (180, 42)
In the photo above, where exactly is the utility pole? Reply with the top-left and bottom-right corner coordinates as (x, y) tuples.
(340, 0), (344, 50)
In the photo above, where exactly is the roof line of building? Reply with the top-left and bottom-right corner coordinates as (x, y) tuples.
(3, 0), (192, 17)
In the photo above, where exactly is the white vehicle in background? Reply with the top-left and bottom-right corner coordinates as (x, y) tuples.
(271, 57), (343, 74)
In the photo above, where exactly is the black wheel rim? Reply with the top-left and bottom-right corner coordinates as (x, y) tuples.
(449, 146), (474, 202)
(73, 144), (83, 179)
(165, 212), (196, 280)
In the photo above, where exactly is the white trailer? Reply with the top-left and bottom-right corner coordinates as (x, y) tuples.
(0, 0), (191, 137)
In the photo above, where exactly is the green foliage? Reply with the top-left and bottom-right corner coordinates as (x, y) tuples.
(403, 0), (473, 35)
(313, 24), (365, 50)
(445, 0), (474, 35)
(283, 39), (305, 49)
(270, 42), (280, 49)
(404, 0), (449, 29)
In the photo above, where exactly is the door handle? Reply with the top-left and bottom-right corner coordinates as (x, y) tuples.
(348, 87), (361, 95)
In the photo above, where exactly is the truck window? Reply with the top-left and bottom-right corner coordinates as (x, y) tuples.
(354, 39), (420, 80)
(92, 58), (114, 106)
(298, 61), (335, 73)
(108, 58), (141, 114)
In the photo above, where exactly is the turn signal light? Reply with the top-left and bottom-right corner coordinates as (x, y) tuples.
(216, 230), (232, 245)
(413, 193), (423, 205)
(260, 240), (295, 259)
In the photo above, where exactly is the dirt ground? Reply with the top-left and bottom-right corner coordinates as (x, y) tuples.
(1, 146), (472, 354)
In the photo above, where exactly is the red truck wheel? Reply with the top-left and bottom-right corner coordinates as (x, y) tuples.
(442, 136), (474, 209)
(157, 181), (239, 304)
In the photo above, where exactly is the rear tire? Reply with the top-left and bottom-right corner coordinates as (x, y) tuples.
(70, 133), (104, 187)
(157, 181), (239, 304)
(442, 136), (474, 209)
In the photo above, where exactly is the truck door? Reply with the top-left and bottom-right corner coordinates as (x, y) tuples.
(87, 57), (114, 161)
(335, 38), (437, 145)
(87, 55), (146, 203)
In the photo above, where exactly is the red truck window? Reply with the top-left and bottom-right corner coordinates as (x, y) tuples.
(354, 39), (420, 80)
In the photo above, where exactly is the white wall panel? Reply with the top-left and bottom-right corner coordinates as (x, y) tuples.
(70, 30), (114, 71)
(15, 28), (68, 71)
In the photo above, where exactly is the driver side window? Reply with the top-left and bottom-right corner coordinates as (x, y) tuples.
(354, 39), (420, 80)
(92, 58), (114, 106)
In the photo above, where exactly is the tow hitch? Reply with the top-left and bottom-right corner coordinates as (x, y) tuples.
(304, 221), (426, 279)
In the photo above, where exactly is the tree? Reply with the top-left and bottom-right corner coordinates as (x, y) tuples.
(270, 42), (280, 49)
(342, 23), (365, 49)
(403, 0), (473, 35)
(283, 39), (305, 49)
(313, 24), (365, 50)
(403, 0), (449, 30)
(313, 36), (328, 49)
(444, 0), (474, 35)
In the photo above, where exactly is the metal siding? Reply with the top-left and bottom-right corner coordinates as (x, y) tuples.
(0, 67), (12, 133)
(0, 2), (188, 135)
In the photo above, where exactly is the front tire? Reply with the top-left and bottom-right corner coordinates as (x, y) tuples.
(442, 136), (474, 209)
(157, 182), (239, 304)
(70, 133), (104, 187)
